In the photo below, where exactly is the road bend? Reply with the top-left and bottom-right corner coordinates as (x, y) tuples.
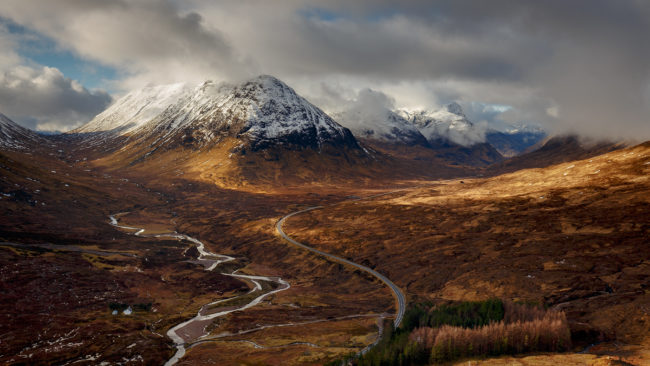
(276, 206), (406, 328)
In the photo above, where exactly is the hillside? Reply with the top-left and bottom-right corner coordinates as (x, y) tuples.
(488, 135), (625, 175)
(0, 113), (46, 150)
(282, 142), (650, 365)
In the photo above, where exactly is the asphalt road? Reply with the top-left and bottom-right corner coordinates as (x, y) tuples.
(276, 206), (406, 327)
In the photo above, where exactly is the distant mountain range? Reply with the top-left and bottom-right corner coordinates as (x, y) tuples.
(486, 124), (547, 158)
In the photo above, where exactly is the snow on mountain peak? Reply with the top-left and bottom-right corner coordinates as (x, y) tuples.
(73, 82), (190, 135)
(333, 107), (429, 146)
(74, 75), (360, 153)
(398, 103), (487, 147)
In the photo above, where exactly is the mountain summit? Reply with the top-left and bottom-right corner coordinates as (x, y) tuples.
(74, 75), (360, 154)
(398, 103), (485, 147)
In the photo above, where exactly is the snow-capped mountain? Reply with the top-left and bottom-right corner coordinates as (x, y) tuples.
(332, 108), (429, 146)
(0, 113), (43, 150)
(398, 102), (486, 147)
(74, 75), (360, 153)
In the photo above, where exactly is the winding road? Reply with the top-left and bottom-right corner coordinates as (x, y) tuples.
(276, 206), (406, 328)
(107, 187), (409, 364)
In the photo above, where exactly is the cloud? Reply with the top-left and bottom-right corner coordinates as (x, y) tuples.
(340, 88), (395, 113)
(0, 22), (111, 131)
(329, 88), (396, 135)
(0, 65), (111, 131)
(0, 0), (649, 139)
(0, 0), (253, 89)
(195, 0), (650, 141)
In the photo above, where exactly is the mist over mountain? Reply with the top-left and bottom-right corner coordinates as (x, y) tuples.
(330, 89), (430, 146)
(398, 103), (487, 147)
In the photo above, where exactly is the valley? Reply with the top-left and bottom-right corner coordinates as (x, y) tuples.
(0, 75), (648, 366)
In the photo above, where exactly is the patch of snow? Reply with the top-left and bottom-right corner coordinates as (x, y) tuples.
(73, 82), (190, 135)
(123, 306), (133, 315)
(122, 355), (144, 363)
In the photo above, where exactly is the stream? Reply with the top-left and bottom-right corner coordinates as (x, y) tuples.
(108, 214), (291, 366)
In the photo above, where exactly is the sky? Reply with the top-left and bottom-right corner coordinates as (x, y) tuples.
(0, 0), (648, 140)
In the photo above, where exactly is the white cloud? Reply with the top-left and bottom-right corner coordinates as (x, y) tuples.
(0, 65), (111, 131)
(0, 0), (253, 91)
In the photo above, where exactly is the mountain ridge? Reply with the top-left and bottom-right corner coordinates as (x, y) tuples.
(0, 113), (45, 150)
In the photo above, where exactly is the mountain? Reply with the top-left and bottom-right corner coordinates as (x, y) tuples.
(69, 75), (390, 188)
(332, 108), (430, 147)
(486, 124), (547, 157)
(73, 75), (360, 154)
(398, 102), (485, 147)
(397, 103), (503, 167)
(0, 113), (44, 150)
